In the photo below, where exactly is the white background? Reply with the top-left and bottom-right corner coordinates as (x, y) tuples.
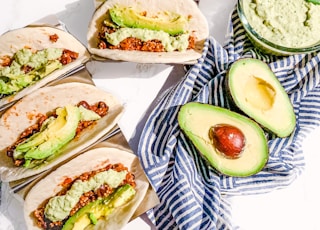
(0, 0), (320, 229)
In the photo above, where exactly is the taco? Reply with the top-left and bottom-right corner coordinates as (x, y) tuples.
(87, 0), (209, 63)
(0, 26), (90, 108)
(24, 146), (150, 230)
(0, 82), (124, 182)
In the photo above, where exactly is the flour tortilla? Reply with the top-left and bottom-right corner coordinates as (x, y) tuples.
(87, 0), (209, 63)
(24, 146), (150, 230)
(0, 82), (124, 182)
(0, 26), (90, 108)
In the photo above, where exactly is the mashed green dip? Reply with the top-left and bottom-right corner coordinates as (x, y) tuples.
(44, 169), (127, 222)
(243, 0), (320, 48)
(0, 48), (63, 96)
(105, 28), (190, 52)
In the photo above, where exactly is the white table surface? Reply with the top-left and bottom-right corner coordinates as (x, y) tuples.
(1, 0), (319, 229)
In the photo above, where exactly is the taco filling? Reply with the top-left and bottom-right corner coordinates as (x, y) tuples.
(97, 4), (196, 52)
(0, 47), (79, 99)
(33, 163), (136, 230)
(6, 100), (108, 168)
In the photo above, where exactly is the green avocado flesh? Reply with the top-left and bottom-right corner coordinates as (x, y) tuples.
(0, 48), (63, 97)
(13, 105), (101, 168)
(178, 102), (268, 177)
(62, 184), (136, 230)
(306, 0), (320, 5)
(109, 5), (187, 36)
(227, 58), (296, 137)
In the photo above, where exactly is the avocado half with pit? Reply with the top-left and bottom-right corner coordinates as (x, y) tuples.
(226, 58), (296, 137)
(178, 102), (268, 177)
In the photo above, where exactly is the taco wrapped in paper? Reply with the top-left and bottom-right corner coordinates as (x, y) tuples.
(24, 146), (150, 230)
(0, 82), (124, 182)
(0, 26), (90, 108)
(87, 0), (209, 63)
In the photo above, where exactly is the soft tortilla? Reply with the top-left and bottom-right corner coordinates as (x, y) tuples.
(87, 0), (209, 64)
(0, 82), (124, 182)
(0, 26), (90, 108)
(24, 146), (150, 230)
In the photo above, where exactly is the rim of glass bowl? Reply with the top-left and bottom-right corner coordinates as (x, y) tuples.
(237, 0), (320, 54)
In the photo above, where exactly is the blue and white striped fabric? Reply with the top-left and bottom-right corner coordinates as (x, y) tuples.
(137, 6), (320, 230)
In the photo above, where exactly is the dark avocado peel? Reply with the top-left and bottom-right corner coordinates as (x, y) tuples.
(226, 58), (296, 138)
(178, 102), (269, 177)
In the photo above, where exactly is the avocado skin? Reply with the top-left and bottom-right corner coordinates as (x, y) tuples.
(109, 5), (187, 35)
(178, 102), (269, 177)
(62, 184), (136, 230)
(226, 58), (296, 138)
(224, 71), (247, 114)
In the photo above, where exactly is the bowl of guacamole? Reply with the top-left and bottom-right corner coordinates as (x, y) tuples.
(237, 0), (320, 56)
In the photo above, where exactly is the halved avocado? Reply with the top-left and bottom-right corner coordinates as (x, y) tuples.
(178, 102), (268, 177)
(226, 58), (296, 137)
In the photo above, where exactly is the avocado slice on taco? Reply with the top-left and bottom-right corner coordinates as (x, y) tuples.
(87, 0), (209, 63)
(0, 26), (90, 109)
(7, 102), (106, 169)
(24, 146), (150, 230)
(0, 82), (124, 182)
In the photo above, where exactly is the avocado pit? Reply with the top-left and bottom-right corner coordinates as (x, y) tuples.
(209, 124), (245, 159)
(178, 102), (269, 177)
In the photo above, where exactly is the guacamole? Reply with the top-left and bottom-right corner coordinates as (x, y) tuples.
(105, 28), (190, 52)
(0, 47), (63, 97)
(44, 169), (127, 222)
(243, 0), (320, 48)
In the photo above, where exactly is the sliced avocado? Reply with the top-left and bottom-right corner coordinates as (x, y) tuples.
(226, 58), (296, 137)
(35, 60), (62, 79)
(178, 102), (268, 177)
(109, 5), (187, 35)
(78, 105), (101, 121)
(15, 105), (81, 167)
(62, 184), (136, 230)
(14, 117), (56, 154)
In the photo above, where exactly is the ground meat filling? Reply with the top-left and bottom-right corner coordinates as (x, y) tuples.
(49, 33), (59, 43)
(6, 101), (109, 166)
(0, 55), (12, 67)
(33, 163), (136, 230)
(59, 49), (79, 65)
(97, 25), (196, 51)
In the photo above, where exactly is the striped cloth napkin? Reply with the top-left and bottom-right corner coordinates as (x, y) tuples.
(137, 6), (320, 230)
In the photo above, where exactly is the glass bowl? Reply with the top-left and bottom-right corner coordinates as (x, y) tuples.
(237, 0), (320, 56)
